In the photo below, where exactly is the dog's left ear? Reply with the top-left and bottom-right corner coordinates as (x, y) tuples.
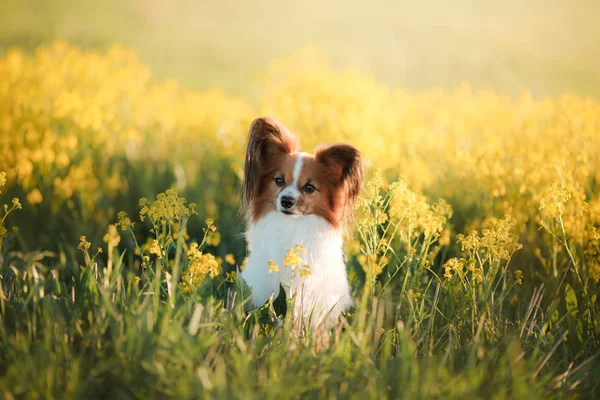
(315, 143), (364, 203)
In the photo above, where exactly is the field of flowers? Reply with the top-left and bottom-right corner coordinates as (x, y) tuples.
(0, 42), (599, 398)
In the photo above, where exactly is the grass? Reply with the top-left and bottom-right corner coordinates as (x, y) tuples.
(0, 205), (591, 399)
(0, 177), (598, 398)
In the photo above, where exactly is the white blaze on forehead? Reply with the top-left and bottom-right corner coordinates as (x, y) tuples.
(280, 153), (307, 200)
(292, 153), (307, 186)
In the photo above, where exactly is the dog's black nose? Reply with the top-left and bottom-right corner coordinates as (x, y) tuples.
(280, 196), (295, 209)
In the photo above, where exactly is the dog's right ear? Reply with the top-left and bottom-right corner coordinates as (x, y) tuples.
(241, 117), (299, 218)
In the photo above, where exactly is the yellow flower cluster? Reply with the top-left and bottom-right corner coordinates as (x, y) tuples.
(3, 43), (599, 233)
(283, 245), (311, 277)
(457, 216), (523, 265)
(139, 189), (197, 225)
(536, 178), (600, 280)
(357, 254), (390, 278)
(76, 235), (103, 265)
(0, 41), (252, 224)
(0, 171), (21, 248)
(514, 270), (524, 285)
(444, 216), (523, 286)
(224, 254), (236, 265)
(267, 245), (311, 277)
(258, 49), (600, 245)
(442, 257), (466, 281)
(0, 172), (6, 193)
(268, 260), (280, 274)
(225, 271), (237, 283)
(116, 211), (134, 232)
(103, 224), (121, 248)
(179, 243), (221, 293)
(148, 239), (162, 259)
(356, 170), (452, 286)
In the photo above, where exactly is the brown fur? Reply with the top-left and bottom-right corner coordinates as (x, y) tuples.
(314, 144), (364, 228)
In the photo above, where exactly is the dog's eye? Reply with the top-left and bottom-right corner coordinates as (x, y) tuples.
(303, 184), (316, 194)
(275, 177), (285, 187)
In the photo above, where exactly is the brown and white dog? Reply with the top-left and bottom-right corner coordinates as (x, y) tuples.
(240, 117), (364, 326)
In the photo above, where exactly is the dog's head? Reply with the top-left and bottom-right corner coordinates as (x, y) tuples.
(241, 117), (364, 230)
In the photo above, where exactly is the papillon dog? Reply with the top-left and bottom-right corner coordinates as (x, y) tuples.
(240, 117), (364, 326)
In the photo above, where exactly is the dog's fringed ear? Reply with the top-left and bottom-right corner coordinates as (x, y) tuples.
(241, 117), (299, 218)
(315, 143), (365, 205)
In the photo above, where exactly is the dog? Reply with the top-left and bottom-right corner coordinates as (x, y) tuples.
(240, 117), (364, 327)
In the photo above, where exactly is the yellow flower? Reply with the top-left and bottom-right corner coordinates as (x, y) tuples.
(376, 212), (388, 224)
(78, 236), (91, 251)
(357, 254), (384, 277)
(180, 244), (221, 293)
(225, 271), (237, 283)
(443, 266), (453, 280)
(117, 211), (134, 231)
(11, 198), (22, 210)
(442, 258), (465, 279)
(591, 262), (600, 283)
(205, 218), (217, 232)
(514, 269), (523, 285)
(0, 172), (6, 193)
(225, 253), (236, 265)
(139, 190), (194, 224)
(240, 257), (248, 272)
(103, 224), (121, 248)
(299, 264), (311, 278)
(56, 152), (70, 168)
(294, 244), (307, 253)
(149, 239), (162, 258)
(439, 229), (451, 246)
(268, 260), (280, 274)
(26, 189), (43, 205)
(344, 239), (362, 256)
(357, 254), (367, 266)
(206, 231), (221, 247)
(283, 246), (305, 270)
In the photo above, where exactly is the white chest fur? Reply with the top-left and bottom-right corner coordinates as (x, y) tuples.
(241, 212), (353, 326)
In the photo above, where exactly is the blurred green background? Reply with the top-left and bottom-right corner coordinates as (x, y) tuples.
(2, 0), (599, 98)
